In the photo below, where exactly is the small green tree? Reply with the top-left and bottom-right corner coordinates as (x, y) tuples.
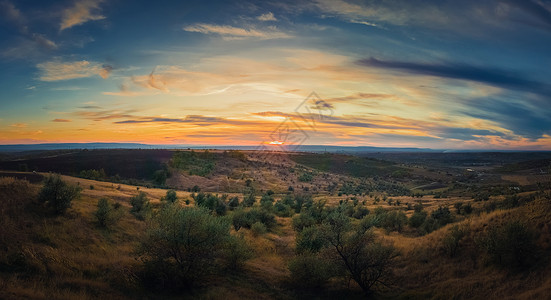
(478, 221), (538, 270)
(139, 205), (248, 289)
(130, 192), (151, 220)
(39, 174), (81, 214)
(409, 210), (427, 228)
(95, 197), (121, 228)
(96, 197), (112, 227)
(243, 193), (256, 207)
(288, 254), (335, 288)
(164, 190), (178, 203)
(322, 210), (397, 294)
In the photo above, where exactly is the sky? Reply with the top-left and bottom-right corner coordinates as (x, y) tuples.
(0, 0), (550, 150)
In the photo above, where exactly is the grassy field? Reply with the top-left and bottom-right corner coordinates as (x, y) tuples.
(1, 150), (550, 299)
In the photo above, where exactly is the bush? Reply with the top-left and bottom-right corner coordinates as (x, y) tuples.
(251, 222), (267, 236)
(296, 226), (326, 254)
(274, 201), (293, 217)
(409, 211), (427, 228)
(243, 193), (256, 207)
(38, 174), (81, 214)
(298, 173), (313, 182)
(380, 210), (407, 233)
(431, 206), (453, 227)
(288, 254), (335, 288)
(352, 206), (369, 219)
(130, 192), (151, 220)
(477, 221), (538, 270)
(164, 190), (178, 203)
(292, 213), (316, 232)
(138, 205), (248, 290)
(95, 197), (122, 228)
(228, 196), (239, 210)
(442, 225), (467, 257)
(231, 208), (276, 231)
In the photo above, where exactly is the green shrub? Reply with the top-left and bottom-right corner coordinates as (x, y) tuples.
(130, 192), (151, 220)
(231, 208), (276, 231)
(292, 213), (316, 232)
(352, 206), (369, 219)
(243, 193), (256, 207)
(295, 226), (326, 254)
(38, 174), (81, 214)
(228, 196), (239, 210)
(95, 197), (122, 228)
(380, 210), (407, 233)
(298, 173), (313, 182)
(288, 254), (335, 288)
(164, 190), (178, 203)
(409, 211), (427, 228)
(138, 205), (247, 290)
(251, 222), (267, 236)
(442, 225), (467, 257)
(477, 221), (538, 270)
(431, 206), (453, 227)
(274, 201), (293, 217)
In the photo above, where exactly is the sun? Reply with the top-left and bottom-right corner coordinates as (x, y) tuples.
(269, 141), (284, 145)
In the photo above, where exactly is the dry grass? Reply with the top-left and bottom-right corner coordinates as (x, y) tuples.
(1, 172), (550, 299)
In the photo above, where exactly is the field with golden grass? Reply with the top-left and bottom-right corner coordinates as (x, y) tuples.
(1, 150), (550, 299)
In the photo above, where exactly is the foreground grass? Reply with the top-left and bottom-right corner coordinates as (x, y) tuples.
(1, 173), (550, 299)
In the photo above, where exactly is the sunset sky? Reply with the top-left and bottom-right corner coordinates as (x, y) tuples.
(1, 0), (550, 149)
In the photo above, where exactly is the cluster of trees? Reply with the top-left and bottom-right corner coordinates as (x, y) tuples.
(170, 150), (216, 176)
(338, 180), (410, 197)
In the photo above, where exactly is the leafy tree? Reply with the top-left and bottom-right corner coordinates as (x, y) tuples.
(39, 174), (81, 214)
(322, 210), (397, 294)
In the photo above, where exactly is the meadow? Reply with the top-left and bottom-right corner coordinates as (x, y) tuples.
(0, 149), (550, 299)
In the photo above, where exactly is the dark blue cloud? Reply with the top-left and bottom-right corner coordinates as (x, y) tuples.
(506, 0), (551, 30)
(358, 57), (550, 97)
(462, 97), (551, 140)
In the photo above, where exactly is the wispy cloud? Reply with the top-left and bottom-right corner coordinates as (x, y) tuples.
(60, 0), (105, 31)
(52, 119), (71, 122)
(9, 123), (27, 128)
(183, 23), (290, 39)
(113, 114), (255, 127)
(37, 60), (113, 81)
(359, 57), (549, 96)
(0, 1), (57, 59)
(257, 12), (277, 21)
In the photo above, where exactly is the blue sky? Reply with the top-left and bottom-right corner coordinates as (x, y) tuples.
(1, 0), (550, 149)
